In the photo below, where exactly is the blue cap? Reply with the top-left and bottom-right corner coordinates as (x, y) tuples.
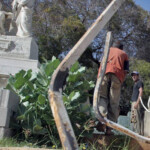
(131, 71), (139, 76)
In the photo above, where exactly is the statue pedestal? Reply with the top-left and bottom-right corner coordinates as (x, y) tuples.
(0, 35), (39, 138)
(0, 35), (38, 60)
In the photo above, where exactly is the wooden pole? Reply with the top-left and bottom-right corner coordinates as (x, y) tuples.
(93, 31), (112, 121)
(49, 0), (125, 149)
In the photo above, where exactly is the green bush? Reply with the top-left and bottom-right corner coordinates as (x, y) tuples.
(6, 57), (95, 147)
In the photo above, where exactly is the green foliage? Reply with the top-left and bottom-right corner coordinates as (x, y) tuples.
(63, 62), (95, 138)
(37, 34), (63, 62)
(6, 57), (95, 147)
(7, 57), (60, 147)
(62, 16), (86, 47)
(33, 2), (86, 62)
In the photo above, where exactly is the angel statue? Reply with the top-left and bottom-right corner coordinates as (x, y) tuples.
(12, 0), (35, 37)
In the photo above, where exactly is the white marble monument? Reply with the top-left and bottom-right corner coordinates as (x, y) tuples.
(0, 1), (38, 138)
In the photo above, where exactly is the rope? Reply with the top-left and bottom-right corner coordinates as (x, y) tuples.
(140, 97), (150, 112)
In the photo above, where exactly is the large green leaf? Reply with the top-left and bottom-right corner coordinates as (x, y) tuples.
(45, 59), (60, 76)
(67, 73), (81, 82)
(33, 124), (43, 132)
(14, 76), (26, 89)
(77, 67), (85, 73)
(37, 72), (49, 86)
(70, 62), (79, 72)
(24, 70), (32, 80)
(12, 70), (33, 90)
(69, 91), (80, 101)
(17, 115), (26, 121)
(6, 78), (16, 93)
(26, 81), (34, 90)
(37, 94), (45, 105)
(15, 70), (26, 78)
(63, 95), (68, 103)
(30, 72), (37, 81)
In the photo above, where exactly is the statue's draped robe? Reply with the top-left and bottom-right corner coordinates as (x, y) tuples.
(12, 0), (35, 37)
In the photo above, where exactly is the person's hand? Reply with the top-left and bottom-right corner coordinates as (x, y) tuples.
(134, 102), (138, 109)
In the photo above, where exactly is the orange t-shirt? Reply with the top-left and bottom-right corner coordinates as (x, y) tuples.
(98, 47), (129, 83)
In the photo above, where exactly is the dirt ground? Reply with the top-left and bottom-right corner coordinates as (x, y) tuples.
(1, 135), (149, 150)
(84, 134), (146, 150)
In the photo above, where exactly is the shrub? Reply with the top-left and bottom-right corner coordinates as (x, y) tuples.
(6, 57), (95, 147)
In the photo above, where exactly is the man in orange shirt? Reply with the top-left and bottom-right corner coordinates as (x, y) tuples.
(97, 40), (129, 135)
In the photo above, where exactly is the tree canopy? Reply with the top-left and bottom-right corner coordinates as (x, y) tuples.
(2, 0), (150, 64)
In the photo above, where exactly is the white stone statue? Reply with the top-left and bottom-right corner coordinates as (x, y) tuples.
(12, 0), (35, 37)
(0, 2), (13, 35)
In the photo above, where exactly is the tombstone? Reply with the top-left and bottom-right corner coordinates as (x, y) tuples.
(0, 35), (39, 138)
(0, 0), (39, 138)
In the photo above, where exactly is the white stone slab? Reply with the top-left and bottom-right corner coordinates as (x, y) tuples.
(0, 107), (11, 127)
(0, 35), (39, 138)
(0, 35), (38, 60)
(0, 75), (8, 90)
(0, 56), (38, 75)
(0, 90), (10, 108)
(0, 89), (19, 110)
